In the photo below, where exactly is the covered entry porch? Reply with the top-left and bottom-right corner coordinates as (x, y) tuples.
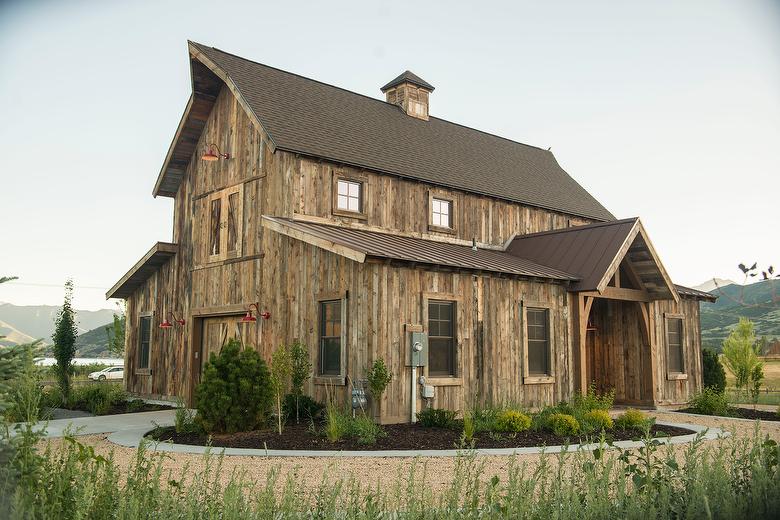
(507, 217), (680, 406)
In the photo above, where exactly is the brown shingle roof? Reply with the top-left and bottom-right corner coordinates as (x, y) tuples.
(381, 70), (435, 92)
(182, 42), (614, 221)
(675, 284), (718, 302)
(262, 216), (579, 281)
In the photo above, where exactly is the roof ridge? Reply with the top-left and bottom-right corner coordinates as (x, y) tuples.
(511, 217), (638, 241)
(190, 41), (554, 156)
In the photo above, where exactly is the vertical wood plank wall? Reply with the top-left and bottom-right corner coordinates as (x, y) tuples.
(122, 83), (705, 414)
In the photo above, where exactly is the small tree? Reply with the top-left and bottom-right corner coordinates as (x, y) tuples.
(195, 339), (272, 433)
(288, 341), (312, 423)
(721, 318), (763, 402)
(270, 344), (292, 434)
(367, 358), (392, 416)
(701, 348), (726, 393)
(105, 303), (126, 356)
(52, 279), (78, 405)
(749, 363), (765, 407)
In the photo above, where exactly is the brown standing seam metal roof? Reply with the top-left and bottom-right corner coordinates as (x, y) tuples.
(262, 216), (579, 281)
(506, 218), (639, 292)
(381, 70), (435, 92)
(172, 42), (614, 221)
(105, 242), (177, 299)
(675, 284), (718, 302)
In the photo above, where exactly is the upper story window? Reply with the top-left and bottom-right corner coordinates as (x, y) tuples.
(336, 179), (362, 213)
(431, 198), (452, 228)
(208, 184), (243, 262)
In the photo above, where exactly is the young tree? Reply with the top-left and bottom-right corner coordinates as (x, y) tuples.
(105, 302), (126, 356)
(367, 358), (392, 418)
(701, 348), (727, 393)
(52, 279), (78, 405)
(721, 318), (763, 402)
(269, 344), (292, 434)
(288, 341), (312, 423)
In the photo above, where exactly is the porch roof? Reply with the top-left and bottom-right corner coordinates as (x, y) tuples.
(106, 242), (177, 299)
(506, 218), (679, 301)
(261, 216), (579, 281)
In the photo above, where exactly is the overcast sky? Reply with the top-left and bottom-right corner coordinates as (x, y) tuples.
(1, 0), (778, 311)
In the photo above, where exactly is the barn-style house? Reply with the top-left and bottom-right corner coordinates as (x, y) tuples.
(107, 41), (714, 423)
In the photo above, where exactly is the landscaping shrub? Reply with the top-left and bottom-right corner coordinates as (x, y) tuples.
(4, 344), (44, 422)
(68, 384), (126, 415)
(417, 407), (457, 428)
(572, 384), (614, 413)
(324, 401), (350, 442)
(282, 393), (324, 423)
(702, 347), (727, 393)
(469, 401), (503, 433)
(614, 408), (653, 431)
(689, 387), (732, 416)
(349, 414), (386, 445)
(126, 399), (146, 413)
(367, 358), (392, 406)
(548, 413), (580, 437)
(495, 410), (531, 433)
(462, 411), (475, 443)
(195, 339), (273, 433)
(582, 409), (613, 433)
(174, 400), (201, 435)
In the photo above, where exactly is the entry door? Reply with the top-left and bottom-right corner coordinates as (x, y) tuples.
(200, 315), (252, 370)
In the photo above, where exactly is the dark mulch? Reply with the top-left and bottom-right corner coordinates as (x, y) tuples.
(45, 401), (175, 418)
(677, 407), (780, 422)
(148, 422), (693, 451)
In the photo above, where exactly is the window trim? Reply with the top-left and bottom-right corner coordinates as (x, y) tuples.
(521, 300), (554, 384)
(332, 173), (368, 220)
(664, 313), (688, 380)
(207, 184), (244, 263)
(422, 292), (462, 384)
(315, 292), (348, 385)
(427, 190), (457, 234)
(136, 312), (153, 375)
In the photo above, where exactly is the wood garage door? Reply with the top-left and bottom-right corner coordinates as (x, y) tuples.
(199, 315), (253, 370)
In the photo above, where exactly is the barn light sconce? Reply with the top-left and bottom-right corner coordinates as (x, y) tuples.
(160, 312), (186, 329)
(241, 303), (271, 323)
(201, 143), (230, 161)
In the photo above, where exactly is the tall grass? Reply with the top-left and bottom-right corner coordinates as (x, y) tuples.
(4, 425), (780, 518)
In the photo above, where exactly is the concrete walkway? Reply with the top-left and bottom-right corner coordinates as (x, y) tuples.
(108, 420), (728, 458)
(12, 409), (175, 438)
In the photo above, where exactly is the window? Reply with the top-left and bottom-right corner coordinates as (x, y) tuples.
(138, 315), (151, 370)
(208, 184), (243, 261)
(526, 307), (551, 376)
(336, 179), (362, 213)
(319, 300), (342, 376)
(666, 317), (684, 373)
(431, 198), (452, 228)
(428, 300), (456, 377)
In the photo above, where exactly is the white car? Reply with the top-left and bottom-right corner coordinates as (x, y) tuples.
(88, 366), (124, 381)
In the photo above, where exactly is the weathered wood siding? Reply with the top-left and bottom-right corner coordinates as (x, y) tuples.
(652, 298), (704, 404)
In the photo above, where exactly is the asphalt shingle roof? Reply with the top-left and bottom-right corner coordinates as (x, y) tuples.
(189, 42), (615, 221)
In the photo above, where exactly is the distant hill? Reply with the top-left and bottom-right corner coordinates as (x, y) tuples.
(0, 303), (115, 345)
(72, 323), (115, 358)
(692, 278), (738, 293)
(701, 280), (780, 350)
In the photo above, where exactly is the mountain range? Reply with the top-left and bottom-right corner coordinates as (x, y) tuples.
(0, 303), (116, 357)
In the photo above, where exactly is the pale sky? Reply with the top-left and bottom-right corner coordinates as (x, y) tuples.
(1, 0), (778, 310)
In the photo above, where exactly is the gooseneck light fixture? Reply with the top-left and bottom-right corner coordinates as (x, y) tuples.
(241, 303), (271, 323)
(201, 143), (230, 161)
(160, 312), (186, 329)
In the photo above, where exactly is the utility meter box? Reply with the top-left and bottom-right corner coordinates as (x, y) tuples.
(409, 331), (428, 367)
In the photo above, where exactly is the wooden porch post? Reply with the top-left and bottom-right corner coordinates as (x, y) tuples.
(575, 293), (593, 394)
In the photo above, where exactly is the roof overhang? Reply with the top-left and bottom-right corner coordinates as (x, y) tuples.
(152, 41), (274, 198)
(261, 215), (579, 281)
(106, 242), (177, 299)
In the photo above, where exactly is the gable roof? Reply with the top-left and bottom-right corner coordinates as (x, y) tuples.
(262, 216), (579, 281)
(381, 70), (435, 92)
(155, 41), (614, 222)
(506, 218), (679, 301)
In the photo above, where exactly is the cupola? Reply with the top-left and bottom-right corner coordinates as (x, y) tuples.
(381, 70), (434, 121)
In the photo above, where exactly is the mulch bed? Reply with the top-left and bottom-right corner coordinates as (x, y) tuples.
(148, 422), (693, 451)
(677, 407), (780, 422)
(46, 402), (175, 418)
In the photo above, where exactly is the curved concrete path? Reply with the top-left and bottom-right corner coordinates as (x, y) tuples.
(13, 409), (175, 438)
(108, 420), (728, 458)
